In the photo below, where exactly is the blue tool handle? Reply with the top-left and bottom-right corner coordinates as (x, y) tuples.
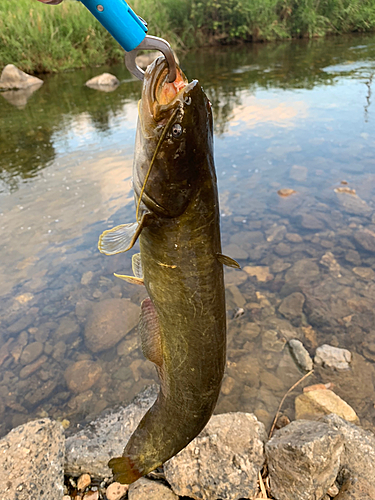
(79, 0), (147, 52)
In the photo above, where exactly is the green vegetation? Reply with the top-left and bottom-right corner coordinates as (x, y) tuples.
(1, 0), (375, 73)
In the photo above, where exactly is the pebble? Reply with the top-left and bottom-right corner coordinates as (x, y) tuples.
(81, 271), (94, 285)
(77, 473), (91, 491)
(222, 243), (249, 259)
(221, 376), (236, 395)
(19, 354), (48, 379)
(106, 482), (129, 500)
(277, 188), (296, 197)
(286, 233), (303, 243)
(352, 266), (375, 280)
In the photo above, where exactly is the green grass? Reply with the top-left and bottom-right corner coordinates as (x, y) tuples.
(1, 0), (375, 73)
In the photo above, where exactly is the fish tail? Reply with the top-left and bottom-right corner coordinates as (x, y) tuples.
(108, 455), (143, 484)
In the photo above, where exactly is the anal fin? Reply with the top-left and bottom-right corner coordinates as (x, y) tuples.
(139, 298), (163, 367)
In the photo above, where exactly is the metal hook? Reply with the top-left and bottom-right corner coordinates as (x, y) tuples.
(125, 35), (177, 83)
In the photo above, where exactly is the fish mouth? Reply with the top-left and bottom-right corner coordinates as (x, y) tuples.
(144, 57), (197, 122)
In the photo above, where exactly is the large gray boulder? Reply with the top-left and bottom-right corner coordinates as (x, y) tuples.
(65, 385), (158, 478)
(0, 418), (64, 500)
(322, 414), (375, 487)
(164, 412), (266, 500)
(0, 64), (43, 90)
(266, 419), (344, 500)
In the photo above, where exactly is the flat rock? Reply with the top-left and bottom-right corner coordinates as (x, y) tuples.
(0, 64), (43, 90)
(354, 229), (375, 252)
(243, 265), (273, 282)
(284, 259), (320, 283)
(322, 414), (375, 487)
(65, 385), (158, 478)
(222, 243), (249, 260)
(335, 192), (373, 216)
(19, 341), (43, 366)
(279, 292), (305, 324)
(55, 317), (80, 341)
(164, 412), (266, 500)
(352, 266), (375, 280)
(289, 339), (313, 371)
(300, 214), (324, 230)
(0, 418), (64, 500)
(128, 478), (178, 500)
(84, 298), (140, 353)
(266, 419), (343, 500)
(85, 73), (120, 91)
(64, 360), (103, 393)
(295, 389), (358, 423)
(314, 344), (351, 370)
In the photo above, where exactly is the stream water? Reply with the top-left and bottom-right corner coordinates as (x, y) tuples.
(1, 34), (375, 438)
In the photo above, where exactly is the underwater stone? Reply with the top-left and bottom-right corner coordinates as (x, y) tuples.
(314, 344), (351, 370)
(164, 412), (266, 500)
(64, 360), (103, 394)
(266, 419), (343, 500)
(288, 339), (313, 371)
(295, 389), (358, 423)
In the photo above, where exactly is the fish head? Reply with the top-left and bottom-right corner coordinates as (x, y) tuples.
(134, 56), (213, 218)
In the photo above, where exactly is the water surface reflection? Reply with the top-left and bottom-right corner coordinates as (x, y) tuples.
(1, 35), (375, 437)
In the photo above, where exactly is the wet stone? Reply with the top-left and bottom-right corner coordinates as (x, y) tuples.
(315, 344), (351, 370)
(345, 249), (362, 266)
(285, 259), (320, 283)
(19, 341), (43, 366)
(271, 260), (292, 273)
(266, 419), (343, 500)
(290, 165), (308, 182)
(222, 243), (249, 260)
(354, 229), (375, 252)
(274, 242), (292, 256)
(352, 266), (375, 280)
(288, 339), (313, 371)
(262, 330), (286, 352)
(64, 360), (103, 394)
(55, 317), (80, 341)
(286, 233), (303, 243)
(84, 298), (140, 353)
(300, 213), (325, 230)
(19, 354), (48, 379)
(278, 292), (305, 324)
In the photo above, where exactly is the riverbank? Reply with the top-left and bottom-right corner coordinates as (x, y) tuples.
(1, 0), (375, 73)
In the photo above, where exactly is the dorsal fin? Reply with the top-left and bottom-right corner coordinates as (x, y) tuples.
(132, 253), (143, 279)
(217, 253), (241, 269)
(98, 212), (151, 255)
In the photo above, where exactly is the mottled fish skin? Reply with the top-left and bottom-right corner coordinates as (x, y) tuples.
(108, 57), (226, 483)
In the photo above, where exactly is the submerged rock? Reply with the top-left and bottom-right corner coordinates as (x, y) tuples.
(64, 360), (103, 394)
(266, 419), (343, 500)
(314, 344), (351, 370)
(84, 298), (140, 353)
(0, 418), (64, 500)
(288, 339), (313, 371)
(295, 389), (358, 423)
(164, 412), (266, 500)
(0, 64), (43, 90)
(278, 292), (305, 325)
(354, 229), (375, 252)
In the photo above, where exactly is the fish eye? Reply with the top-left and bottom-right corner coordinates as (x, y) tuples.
(171, 123), (182, 138)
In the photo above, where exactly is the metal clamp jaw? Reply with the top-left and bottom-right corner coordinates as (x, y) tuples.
(79, 0), (176, 82)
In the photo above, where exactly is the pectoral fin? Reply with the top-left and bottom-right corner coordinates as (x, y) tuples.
(98, 212), (151, 255)
(114, 273), (144, 286)
(139, 298), (163, 367)
(217, 253), (241, 269)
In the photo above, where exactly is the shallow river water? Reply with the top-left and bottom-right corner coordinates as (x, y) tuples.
(1, 34), (375, 438)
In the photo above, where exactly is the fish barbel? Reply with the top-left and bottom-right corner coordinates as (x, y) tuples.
(98, 57), (239, 483)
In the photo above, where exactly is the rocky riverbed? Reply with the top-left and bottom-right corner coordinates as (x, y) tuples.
(2, 382), (375, 500)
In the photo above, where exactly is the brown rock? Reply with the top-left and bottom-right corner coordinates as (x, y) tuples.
(19, 355), (48, 379)
(64, 360), (103, 393)
(244, 265), (273, 282)
(19, 341), (43, 365)
(84, 299), (140, 353)
(128, 478), (178, 500)
(295, 389), (358, 423)
(77, 473), (91, 491)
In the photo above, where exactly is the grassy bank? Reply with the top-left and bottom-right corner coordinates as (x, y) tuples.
(1, 0), (375, 73)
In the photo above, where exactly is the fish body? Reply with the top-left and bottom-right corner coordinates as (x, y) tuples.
(100, 58), (234, 483)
